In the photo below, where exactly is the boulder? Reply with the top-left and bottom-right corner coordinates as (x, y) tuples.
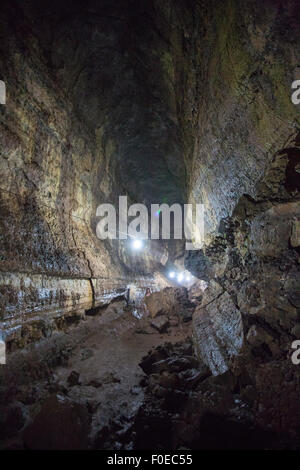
(150, 316), (169, 333)
(145, 287), (191, 320)
(193, 290), (243, 375)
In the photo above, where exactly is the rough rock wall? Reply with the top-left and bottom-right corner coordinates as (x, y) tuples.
(154, 0), (300, 233)
(188, 136), (300, 436)
(30, 0), (187, 207)
(158, 0), (300, 438)
(0, 1), (173, 346)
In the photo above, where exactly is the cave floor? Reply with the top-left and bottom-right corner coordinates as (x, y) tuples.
(1, 300), (191, 450)
(1, 298), (296, 450)
(55, 301), (190, 446)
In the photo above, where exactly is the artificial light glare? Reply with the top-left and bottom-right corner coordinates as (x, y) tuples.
(132, 239), (143, 250)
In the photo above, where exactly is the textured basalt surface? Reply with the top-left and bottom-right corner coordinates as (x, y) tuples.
(0, 0), (180, 342)
(187, 135), (300, 439)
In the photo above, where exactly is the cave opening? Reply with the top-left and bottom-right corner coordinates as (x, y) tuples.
(0, 0), (300, 452)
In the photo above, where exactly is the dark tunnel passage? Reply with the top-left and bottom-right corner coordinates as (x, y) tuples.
(0, 0), (300, 452)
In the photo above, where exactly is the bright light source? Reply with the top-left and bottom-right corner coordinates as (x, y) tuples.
(185, 274), (191, 282)
(132, 239), (143, 250)
(177, 273), (184, 283)
(169, 271), (175, 279)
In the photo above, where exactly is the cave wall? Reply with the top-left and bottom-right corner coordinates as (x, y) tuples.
(189, 144), (300, 436)
(138, 0), (300, 381)
(0, 0), (175, 346)
(163, 0), (300, 438)
(152, 0), (300, 233)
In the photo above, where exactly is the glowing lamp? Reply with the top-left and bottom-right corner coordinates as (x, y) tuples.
(132, 239), (143, 250)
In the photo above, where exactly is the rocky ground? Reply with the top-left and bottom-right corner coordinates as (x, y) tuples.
(1, 283), (299, 450)
(0, 295), (191, 450)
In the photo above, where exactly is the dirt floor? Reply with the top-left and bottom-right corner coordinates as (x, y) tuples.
(0, 300), (191, 449)
(55, 301), (190, 446)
